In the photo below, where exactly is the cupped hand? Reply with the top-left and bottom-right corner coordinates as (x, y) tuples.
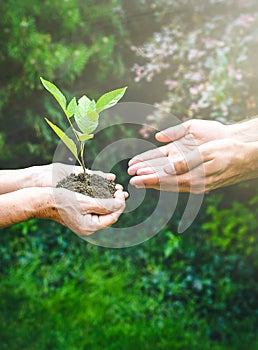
(49, 186), (128, 236)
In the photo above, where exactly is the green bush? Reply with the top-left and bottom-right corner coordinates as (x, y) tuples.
(0, 0), (128, 167)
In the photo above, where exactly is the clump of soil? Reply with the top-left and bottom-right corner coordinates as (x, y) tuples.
(57, 173), (116, 199)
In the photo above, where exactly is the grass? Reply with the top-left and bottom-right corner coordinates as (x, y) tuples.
(1, 250), (258, 350)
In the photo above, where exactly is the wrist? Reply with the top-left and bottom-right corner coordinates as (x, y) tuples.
(26, 187), (56, 221)
(228, 118), (258, 142)
(0, 187), (56, 227)
(26, 164), (52, 187)
(245, 141), (258, 174)
(19, 167), (39, 188)
(0, 167), (38, 194)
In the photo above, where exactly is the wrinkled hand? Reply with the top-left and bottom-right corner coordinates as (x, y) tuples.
(128, 119), (231, 178)
(155, 119), (232, 146)
(33, 163), (116, 187)
(30, 163), (128, 235)
(48, 186), (128, 236)
(128, 141), (203, 192)
(128, 138), (258, 193)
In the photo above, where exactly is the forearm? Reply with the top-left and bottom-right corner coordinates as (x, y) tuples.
(0, 166), (43, 194)
(0, 187), (55, 227)
(229, 116), (258, 142)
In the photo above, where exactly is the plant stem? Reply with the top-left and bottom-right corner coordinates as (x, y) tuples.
(80, 142), (87, 175)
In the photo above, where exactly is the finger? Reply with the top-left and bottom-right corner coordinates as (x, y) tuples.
(136, 158), (174, 176)
(128, 146), (168, 167)
(87, 169), (116, 181)
(91, 208), (124, 230)
(94, 192), (126, 229)
(163, 147), (204, 175)
(129, 174), (160, 188)
(128, 161), (150, 176)
(132, 172), (201, 193)
(156, 123), (187, 142)
(77, 193), (125, 215)
(115, 183), (123, 191)
(136, 167), (156, 176)
(130, 172), (179, 191)
(79, 207), (124, 235)
(114, 189), (129, 199)
(128, 156), (169, 176)
(106, 173), (116, 181)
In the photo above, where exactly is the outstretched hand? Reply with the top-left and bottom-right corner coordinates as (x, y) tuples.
(128, 119), (232, 176)
(129, 139), (258, 193)
(128, 119), (258, 193)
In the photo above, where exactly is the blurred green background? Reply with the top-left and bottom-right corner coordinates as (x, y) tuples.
(1, 0), (258, 349)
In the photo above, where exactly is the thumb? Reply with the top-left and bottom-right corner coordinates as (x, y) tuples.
(156, 123), (187, 143)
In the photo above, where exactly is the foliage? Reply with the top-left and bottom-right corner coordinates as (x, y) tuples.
(132, 0), (258, 134)
(1, 188), (258, 349)
(0, 0), (128, 167)
(41, 77), (127, 172)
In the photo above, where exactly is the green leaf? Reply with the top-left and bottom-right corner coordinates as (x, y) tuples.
(96, 87), (127, 113)
(78, 95), (92, 114)
(44, 118), (80, 163)
(78, 133), (94, 142)
(40, 77), (67, 115)
(89, 100), (96, 111)
(74, 109), (99, 134)
(67, 97), (77, 118)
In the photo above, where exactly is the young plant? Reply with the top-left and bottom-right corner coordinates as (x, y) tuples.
(40, 77), (127, 175)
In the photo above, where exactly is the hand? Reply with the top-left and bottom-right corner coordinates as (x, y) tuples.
(128, 119), (231, 177)
(128, 139), (258, 193)
(50, 187), (127, 236)
(0, 185), (128, 234)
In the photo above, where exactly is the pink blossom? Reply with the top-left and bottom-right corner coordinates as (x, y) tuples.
(190, 86), (199, 95)
(189, 83), (206, 95)
(165, 80), (179, 90)
(235, 14), (255, 28)
(139, 125), (155, 139)
(189, 103), (199, 112)
(184, 71), (205, 82)
(188, 49), (205, 62)
(228, 65), (243, 80)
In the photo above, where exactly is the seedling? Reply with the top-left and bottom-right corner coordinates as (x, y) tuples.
(40, 77), (127, 175)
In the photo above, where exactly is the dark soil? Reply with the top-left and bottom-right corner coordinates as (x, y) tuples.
(56, 173), (116, 199)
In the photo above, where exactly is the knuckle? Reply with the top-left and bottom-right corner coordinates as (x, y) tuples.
(175, 158), (188, 174)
